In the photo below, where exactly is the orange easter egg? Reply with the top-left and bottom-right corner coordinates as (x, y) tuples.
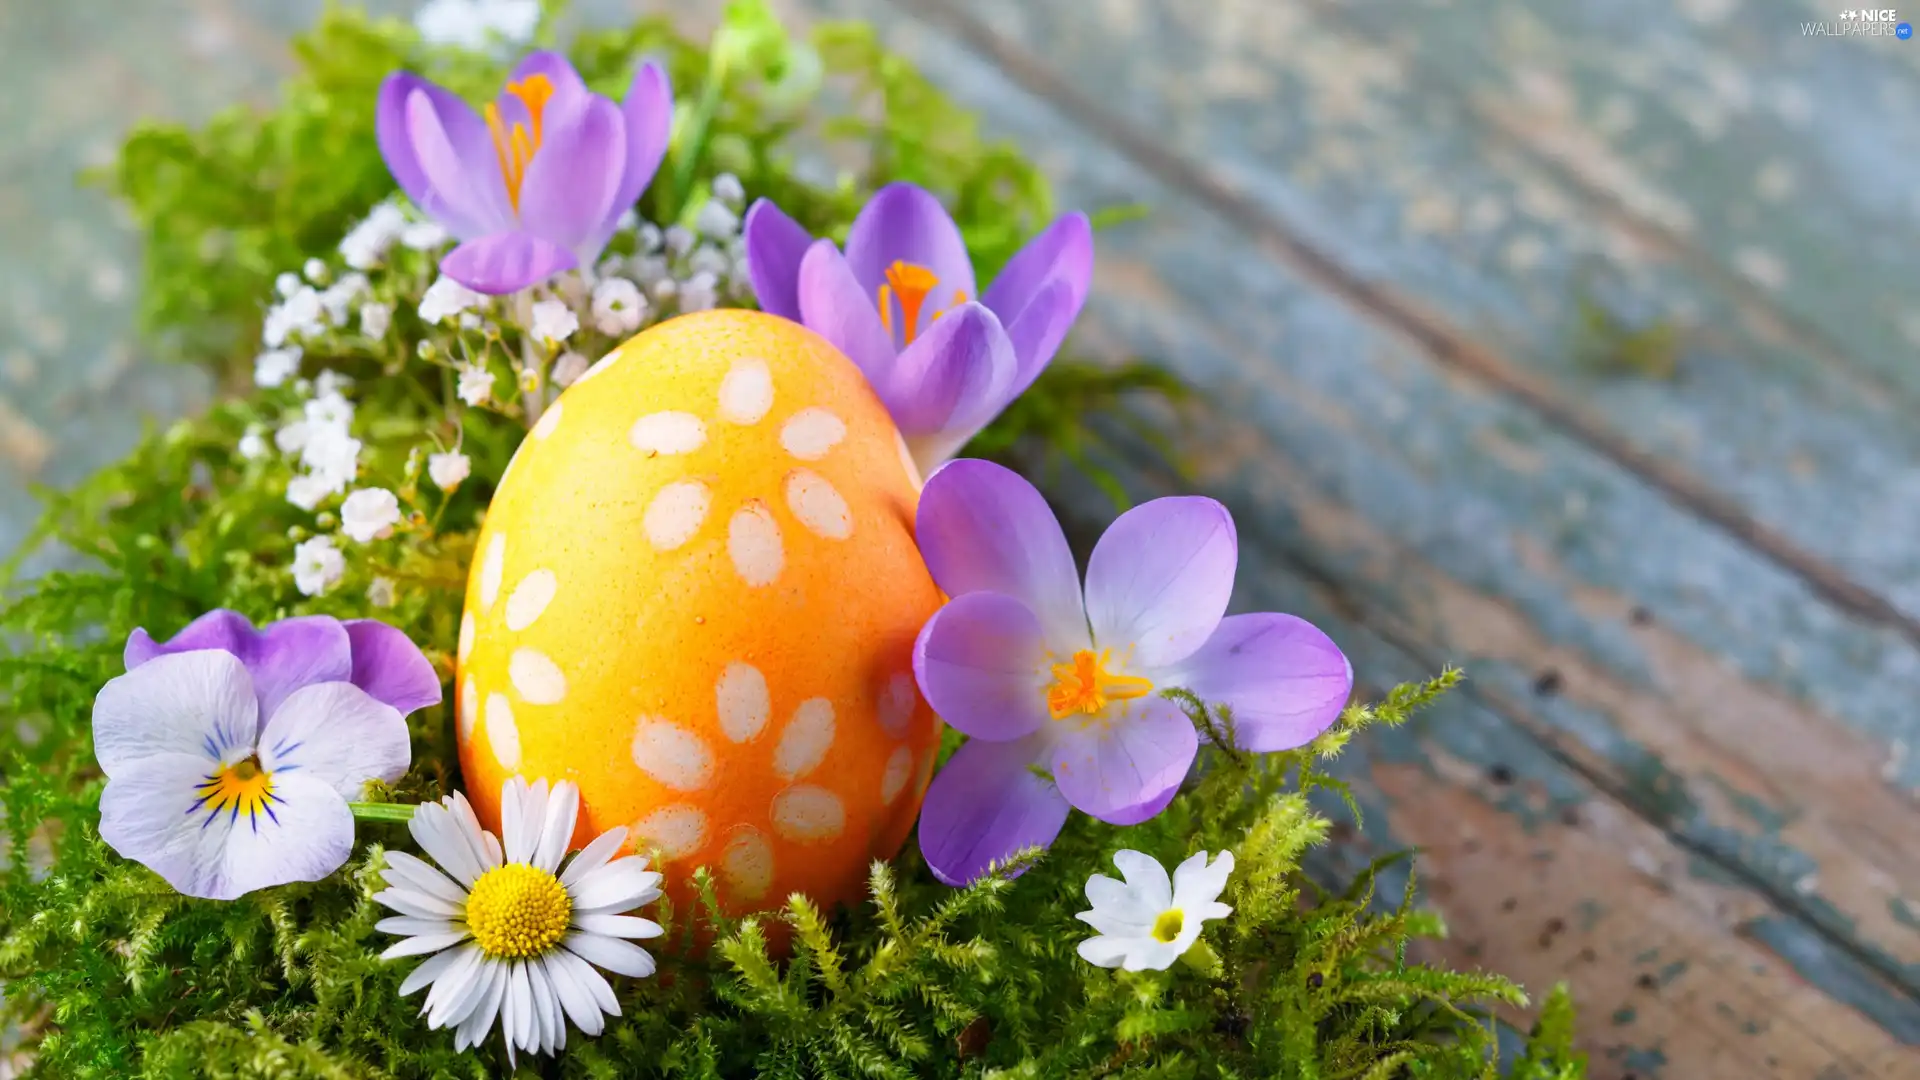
(454, 310), (942, 920)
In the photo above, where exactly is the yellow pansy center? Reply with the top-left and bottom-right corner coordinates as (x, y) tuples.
(877, 260), (969, 345)
(465, 863), (572, 959)
(1151, 909), (1185, 943)
(191, 756), (278, 828)
(483, 74), (556, 213)
(1046, 648), (1155, 720)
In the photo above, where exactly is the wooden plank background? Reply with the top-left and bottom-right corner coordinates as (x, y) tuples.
(3, 0), (1917, 1076)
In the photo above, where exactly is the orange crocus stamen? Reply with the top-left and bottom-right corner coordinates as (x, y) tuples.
(1045, 649), (1154, 720)
(482, 74), (556, 213)
(876, 261), (944, 345)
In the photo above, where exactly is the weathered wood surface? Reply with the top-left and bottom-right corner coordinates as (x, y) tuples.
(4, 0), (1920, 1077)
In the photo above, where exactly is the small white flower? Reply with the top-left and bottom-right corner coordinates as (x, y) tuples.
(712, 172), (745, 206)
(1075, 850), (1234, 972)
(304, 391), (355, 432)
(693, 200), (740, 240)
(630, 255), (671, 289)
(636, 223), (663, 254)
(649, 278), (678, 303)
(91, 650), (410, 899)
(300, 428), (362, 489)
(530, 299), (579, 346)
(419, 276), (483, 324)
(457, 365), (495, 407)
(264, 287), (327, 347)
(314, 370), (353, 398)
(374, 777), (665, 1061)
(254, 347), (302, 388)
(615, 208), (640, 233)
(321, 273), (370, 325)
(286, 473), (332, 511)
(275, 421), (312, 455)
(340, 204), (408, 269)
(428, 450), (471, 492)
(401, 220), (450, 250)
(292, 535), (347, 596)
(303, 258), (330, 284)
(237, 429), (267, 460)
(340, 488), (403, 543)
(590, 278), (648, 337)
(679, 271), (719, 313)
(550, 351), (591, 387)
(367, 576), (398, 608)
(360, 301), (392, 339)
(664, 225), (695, 257)
(459, 312), (485, 331)
(276, 272), (303, 299)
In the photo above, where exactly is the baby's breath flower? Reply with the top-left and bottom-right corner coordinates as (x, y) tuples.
(314, 370), (353, 398)
(237, 428), (267, 460)
(457, 365), (495, 407)
(649, 278), (678, 304)
(591, 278), (648, 337)
(694, 200), (740, 239)
(301, 429), (362, 488)
(340, 488), (402, 543)
(303, 258), (329, 284)
(713, 172), (745, 206)
(401, 220), (450, 250)
(530, 299), (579, 346)
(276, 272), (303, 299)
(340, 203), (407, 269)
(631, 255), (671, 289)
(664, 225), (695, 257)
(688, 246), (731, 280)
(680, 271), (719, 313)
(321, 274), (370, 324)
(291, 535), (346, 597)
(264, 287), (326, 347)
(420, 276), (483, 324)
(275, 421), (311, 455)
(367, 576), (398, 608)
(254, 348), (301, 388)
(550, 351), (590, 387)
(286, 473), (331, 511)
(616, 208), (641, 233)
(428, 450), (471, 492)
(304, 391), (355, 431)
(360, 301), (392, 339)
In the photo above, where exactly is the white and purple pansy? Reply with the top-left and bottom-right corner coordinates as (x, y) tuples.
(92, 610), (441, 900)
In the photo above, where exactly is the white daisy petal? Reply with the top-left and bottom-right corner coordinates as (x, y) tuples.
(398, 942), (467, 997)
(533, 780), (580, 873)
(91, 650), (257, 776)
(422, 943), (487, 1026)
(568, 858), (663, 913)
(382, 930), (471, 959)
(541, 951), (606, 1036)
(372, 886), (461, 920)
(528, 955), (566, 1053)
(448, 791), (505, 874)
(550, 946), (621, 1018)
(380, 850), (469, 905)
(559, 827), (630, 888)
(508, 961), (537, 1055)
(375, 915), (462, 938)
(564, 931), (656, 978)
(453, 960), (509, 1052)
(501, 776), (543, 866)
(570, 913), (663, 940)
(408, 800), (487, 886)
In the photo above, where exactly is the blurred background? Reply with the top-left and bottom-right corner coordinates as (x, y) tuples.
(5, 1), (1919, 1076)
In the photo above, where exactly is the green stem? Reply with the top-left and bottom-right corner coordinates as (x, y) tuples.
(670, 61), (729, 216)
(349, 801), (417, 823)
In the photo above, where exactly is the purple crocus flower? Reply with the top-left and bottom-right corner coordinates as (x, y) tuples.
(376, 52), (672, 294)
(744, 183), (1093, 473)
(910, 460), (1354, 886)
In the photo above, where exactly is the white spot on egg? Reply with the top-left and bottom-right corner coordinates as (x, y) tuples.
(779, 408), (846, 460)
(774, 698), (835, 780)
(772, 785), (846, 842)
(881, 746), (913, 804)
(509, 648), (567, 704)
(505, 569), (557, 631)
(721, 828), (774, 901)
(716, 661), (771, 743)
(629, 411), (707, 455)
(486, 692), (521, 770)
(632, 805), (708, 859)
(575, 353), (619, 384)
(458, 609), (475, 663)
(479, 534), (507, 609)
(728, 502), (784, 586)
(718, 358), (774, 424)
(644, 480), (711, 550)
(785, 469), (852, 540)
(878, 673), (916, 737)
(459, 676), (478, 741)
(631, 718), (716, 791)
(531, 401), (563, 440)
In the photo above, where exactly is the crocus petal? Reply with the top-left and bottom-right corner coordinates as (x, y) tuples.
(442, 231), (578, 295)
(1159, 613), (1352, 752)
(913, 591), (1049, 742)
(100, 756), (353, 900)
(584, 60), (673, 258)
(377, 73), (512, 238)
(843, 182), (977, 341)
(743, 198), (815, 321)
(878, 303), (1018, 471)
(257, 682), (411, 799)
(1084, 496), (1238, 669)
(983, 211), (1093, 334)
(915, 458), (1088, 647)
(999, 278), (1077, 398)
(516, 95), (626, 256)
(402, 83), (515, 239)
(93, 650), (257, 777)
(797, 239), (895, 377)
(1049, 696), (1198, 825)
(341, 619), (443, 716)
(126, 611), (354, 722)
(917, 733), (1068, 886)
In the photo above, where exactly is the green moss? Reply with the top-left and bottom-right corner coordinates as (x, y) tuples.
(5, 2), (1590, 1075)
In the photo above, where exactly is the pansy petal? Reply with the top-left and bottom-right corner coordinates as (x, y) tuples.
(797, 240), (895, 378)
(999, 278), (1076, 398)
(123, 609), (256, 668)
(1050, 696), (1198, 826)
(913, 591), (1049, 742)
(916, 458), (1087, 647)
(93, 651), (257, 777)
(743, 198), (815, 321)
(441, 231), (578, 295)
(880, 303), (1018, 471)
(585, 60), (673, 259)
(217, 774), (356, 896)
(342, 619), (443, 716)
(983, 212), (1093, 332)
(402, 83), (515, 238)
(127, 612), (354, 723)
(516, 95), (626, 255)
(1161, 613), (1352, 752)
(258, 682), (411, 798)
(1084, 496), (1238, 668)
(843, 182), (977, 340)
(917, 733), (1068, 886)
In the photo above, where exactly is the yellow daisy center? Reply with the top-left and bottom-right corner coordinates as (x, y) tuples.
(1151, 908), (1185, 943)
(465, 863), (572, 959)
(1046, 648), (1155, 720)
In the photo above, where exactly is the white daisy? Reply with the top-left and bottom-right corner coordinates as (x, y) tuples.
(375, 777), (665, 1061)
(1075, 849), (1235, 972)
